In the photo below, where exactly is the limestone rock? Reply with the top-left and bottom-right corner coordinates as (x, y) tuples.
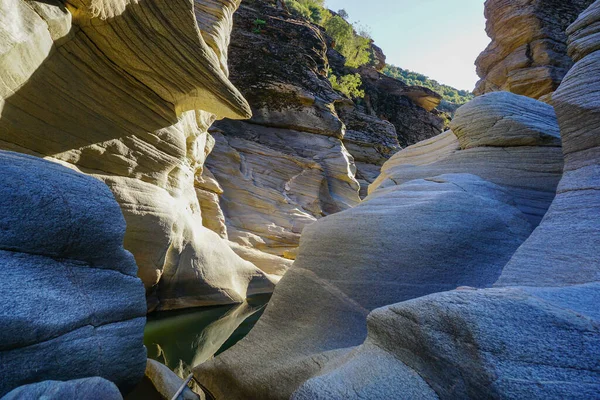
(0, 151), (146, 396)
(194, 88), (567, 399)
(201, 1), (361, 267)
(373, 92), (564, 225)
(193, 173), (539, 399)
(474, 0), (594, 100)
(498, 0), (600, 287)
(336, 101), (401, 197)
(0, 0), (274, 311)
(450, 91), (561, 149)
(353, 66), (444, 147)
(1, 377), (123, 400)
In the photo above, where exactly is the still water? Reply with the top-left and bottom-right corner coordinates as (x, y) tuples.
(144, 294), (271, 378)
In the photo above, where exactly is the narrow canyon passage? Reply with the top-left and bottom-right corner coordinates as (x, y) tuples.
(1, 0), (599, 399)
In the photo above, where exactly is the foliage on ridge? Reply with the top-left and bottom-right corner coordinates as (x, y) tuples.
(383, 65), (474, 107)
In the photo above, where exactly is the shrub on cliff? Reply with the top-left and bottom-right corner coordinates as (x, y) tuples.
(286, 0), (371, 68)
(328, 70), (365, 99)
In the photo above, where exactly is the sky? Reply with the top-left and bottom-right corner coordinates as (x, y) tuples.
(324, 0), (490, 91)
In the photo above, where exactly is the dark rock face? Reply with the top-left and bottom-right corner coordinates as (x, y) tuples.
(0, 151), (147, 397)
(474, 0), (595, 101)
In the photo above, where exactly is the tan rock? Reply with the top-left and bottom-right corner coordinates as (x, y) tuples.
(0, 0), (274, 311)
(474, 0), (594, 100)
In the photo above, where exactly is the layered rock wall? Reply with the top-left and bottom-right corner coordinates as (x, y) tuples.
(474, 0), (594, 102)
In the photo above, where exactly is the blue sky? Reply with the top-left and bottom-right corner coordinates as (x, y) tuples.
(324, 0), (490, 91)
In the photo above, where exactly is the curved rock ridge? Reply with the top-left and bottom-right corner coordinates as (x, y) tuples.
(193, 92), (566, 398)
(0, 0), (275, 311)
(451, 92), (561, 148)
(0, 151), (146, 397)
(196, 3), (600, 398)
(497, 0), (600, 288)
(474, 0), (594, 101)
(372, 92), (564, 225)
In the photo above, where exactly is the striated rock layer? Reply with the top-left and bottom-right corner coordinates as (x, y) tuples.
(194, 91), (567, 399)
(204, 0), (362, 268)
(0, 0), (275, 311)
(0, 151), (147, 397)
(474, 0), (594, 102)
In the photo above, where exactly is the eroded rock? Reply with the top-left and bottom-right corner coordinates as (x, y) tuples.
(0, 0), (274, 311)
(0, 151), (146, 396)
(474, 0), (594, 101)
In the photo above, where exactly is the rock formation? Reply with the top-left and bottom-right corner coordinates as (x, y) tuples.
(202, 0), (447, 268)
(194, 91), (565, 398)
(195, 2), (600, 397)
(2, 377), (124, 400)
(0, 151), (146, 397)
(0, 0), (275, 311)
(474, 0), (594, 102)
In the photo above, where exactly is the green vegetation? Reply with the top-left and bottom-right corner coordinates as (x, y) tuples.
(286, 1), (371, 68)
(252, 18), (267, 34)
(327, 70), (365, 99)
(383, 65), (474, 105)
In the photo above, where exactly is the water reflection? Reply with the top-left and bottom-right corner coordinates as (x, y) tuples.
(144, 294), (271, 378)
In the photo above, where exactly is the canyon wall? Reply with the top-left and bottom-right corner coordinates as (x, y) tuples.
(0, 0), (276, 312)
(195, 1), (600, 397)
(475, 0), (594, 102)
(204, 0), (448, 271)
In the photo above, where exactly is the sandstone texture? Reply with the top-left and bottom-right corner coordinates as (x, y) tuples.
(202, 0), (447, 269)
(204, 0), (361, 267)
(0, 151), (146, 396)
(0, 0), (275, 311)
(1, 377), (123, 400)
(475, 0), (594, 101)
(194, 89), (569, 398)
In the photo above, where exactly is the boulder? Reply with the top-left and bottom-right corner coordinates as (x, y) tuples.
(126, 360), (199, 400)
(0, 151), (146, 396)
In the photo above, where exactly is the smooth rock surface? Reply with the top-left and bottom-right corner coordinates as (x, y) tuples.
(373, 92), (564, 225)
(194, 78), (571, 400)
(194, 173), (538, 399)
(0, 151), (146, 396)
(287, 5), (600, 398)
(498, 0), (600, 287)
(1, 377), (123, 400)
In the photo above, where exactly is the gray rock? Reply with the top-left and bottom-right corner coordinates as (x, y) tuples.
(1, 377), (123, 400)
(450, 92), (561, 149)
(0, 151), (146, 397)
(498, 1), (600, 287)
(194, 173), (536, 399)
